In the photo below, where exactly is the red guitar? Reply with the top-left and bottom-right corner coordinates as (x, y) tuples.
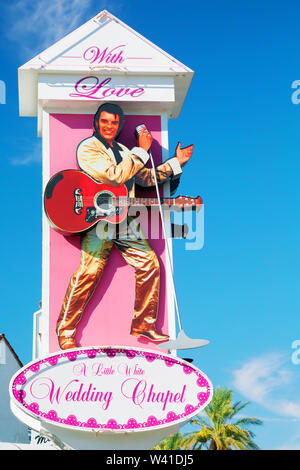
(44, 170), (202, 234)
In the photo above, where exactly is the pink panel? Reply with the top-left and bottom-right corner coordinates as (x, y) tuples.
(48, 113), (169, 353)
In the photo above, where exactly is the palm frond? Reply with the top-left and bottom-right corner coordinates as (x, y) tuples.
(186, 385), (262, 450)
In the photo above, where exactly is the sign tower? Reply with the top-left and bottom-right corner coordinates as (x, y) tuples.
(10, 10), (212, 450)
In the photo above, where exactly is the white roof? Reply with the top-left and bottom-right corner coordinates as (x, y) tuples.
(18, 10), (194, 120)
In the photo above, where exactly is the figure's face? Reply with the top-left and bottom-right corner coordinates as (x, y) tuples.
(96, 111), (120, 145)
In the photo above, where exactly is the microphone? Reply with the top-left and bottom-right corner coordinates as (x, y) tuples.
(135, 124), (154, 162)
(135, 123), (147, 140)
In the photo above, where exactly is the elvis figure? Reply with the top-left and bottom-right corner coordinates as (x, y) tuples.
(56, 103), (193, 350)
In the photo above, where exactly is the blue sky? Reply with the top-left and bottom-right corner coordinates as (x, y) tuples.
(1, 0), (300, 450)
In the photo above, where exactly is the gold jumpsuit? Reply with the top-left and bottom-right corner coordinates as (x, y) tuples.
(56, 136), (182, 343)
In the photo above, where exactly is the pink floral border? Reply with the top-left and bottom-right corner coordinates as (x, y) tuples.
(11, 348), (212, 432)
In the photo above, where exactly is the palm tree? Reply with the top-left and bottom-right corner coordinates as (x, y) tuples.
(183, 386), (263, 450)
(152, 432), (185, 450)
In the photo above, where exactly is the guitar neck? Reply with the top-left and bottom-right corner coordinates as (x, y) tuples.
(112, 197), (175, 207)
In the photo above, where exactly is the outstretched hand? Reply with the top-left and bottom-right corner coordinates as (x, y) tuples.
(175, 142), (194, 167)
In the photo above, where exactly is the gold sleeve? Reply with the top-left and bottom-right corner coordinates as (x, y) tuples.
(135, 161), (173, 187)
(77, 138), (145, 186)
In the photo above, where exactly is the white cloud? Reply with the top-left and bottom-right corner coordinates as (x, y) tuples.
(232, 353), (292, 403)
(4, 0), (107, 58)
(10, 140), (42, 166)
(279, 401), (300, 419)
(232, 352), (300, 419)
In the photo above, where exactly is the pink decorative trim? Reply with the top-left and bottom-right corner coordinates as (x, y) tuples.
(183, 365), (194, 375)
(147, 415), (160, 426)
(164, 358), (176, 367)
(184, 404), (196, 414)
(85, 418), (98, 428)
(198, 392), (210, 405)
(15, 373), (27, 385)
(48, 357), (58, 366)
(166, 411), (178, 422)
(29, 402), (39, 414)
(13, 389), (25, 403)
(125, 418), (139, 429)
(87, 350), (97, 359)
(197, 376), (208, 387)
(45, 410), (59, 422)
(66, 415), (80, 426)
(29, 363), (40, 373)
(105, 419), (120, 430)
(105, 349), (117, 358)
(125, 350), (137, 359)
(144, 353), (156, 362)
(66, 351), (78, 361)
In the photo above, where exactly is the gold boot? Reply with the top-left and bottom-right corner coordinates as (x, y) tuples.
(58, 336), (78, 350)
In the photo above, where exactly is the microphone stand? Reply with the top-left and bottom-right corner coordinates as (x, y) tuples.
(136, 125), (209, 351)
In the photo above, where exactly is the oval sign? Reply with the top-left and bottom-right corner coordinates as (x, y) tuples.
(10, 347), (213, 433)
